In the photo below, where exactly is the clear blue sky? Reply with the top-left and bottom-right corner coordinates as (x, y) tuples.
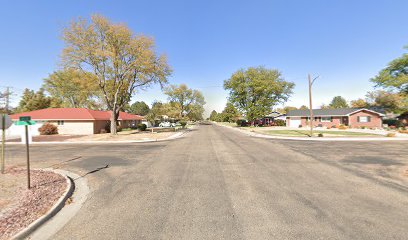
(1, 0), (408, 116)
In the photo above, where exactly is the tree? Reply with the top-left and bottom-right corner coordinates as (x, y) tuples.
(129, 101), (150, 115)
(371, 47), (408, 95)
(164, 84), (206, 120)
(277, 106), (297, 114)
(17, 88), (52, 112)
(350, 98), (368, 108)
(224, 66), (294, 122)
(221, 102), (240, 122)
(209, 110), (218, 121)
(299, 105), (309, 110)
(329, 96), (349, 109)
(320, 104), (330, 109)
(187, 104), (205, 121)
(366, 90), (407, 113)
(43, 69), (103, 109)
(146, 101), (179, 123)
(61, 15), (171, 134)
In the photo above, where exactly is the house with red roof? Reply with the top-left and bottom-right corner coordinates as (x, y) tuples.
(10, 108), (143, 135)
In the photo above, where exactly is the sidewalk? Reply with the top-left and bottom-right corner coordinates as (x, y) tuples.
(215, 123), (408, 141)
(4, 128), (190, 145)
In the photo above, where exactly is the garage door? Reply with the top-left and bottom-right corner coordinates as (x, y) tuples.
(289, 117), (301, 127)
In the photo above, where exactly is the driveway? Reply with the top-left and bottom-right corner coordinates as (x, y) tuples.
(5, 123), (408, 239)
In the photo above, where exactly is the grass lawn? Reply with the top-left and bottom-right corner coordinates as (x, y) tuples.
(263, 130), (381, 137)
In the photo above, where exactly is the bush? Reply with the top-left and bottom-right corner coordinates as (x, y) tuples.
(137, 123), (147, 131)
(236, 119), (247, 127)
(274, 119), (286, 126)
(179, 121), (187, 128)
(338, 124), (347, 130)
(386, 132), (396, 137)
(383, 119), (403, 128)
(398, 129), (408, 134)
(38, 123), (58, 135)
(104, 121), (122, 132)
(317, 133), (324, 137)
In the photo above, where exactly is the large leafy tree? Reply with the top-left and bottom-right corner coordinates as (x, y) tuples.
(129, 101), (150, 116)
(371, 48), (408, 95)
(366, 90), (407, 113)
(146, 101), (179, 123)
(221, 102), (240, 122)
(43, 69), (103, 109)
(164, 84), (206, 120)
(350, 98), (368, 108)
(209, 110), (218, 121)
(61, 15), (171, 134)
(329, 96), (349, 109)
(224, 66), (294, 122)
(17, 88), (54, 112)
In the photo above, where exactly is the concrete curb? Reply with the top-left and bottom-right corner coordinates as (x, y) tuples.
(12, 169), (74, 240)
(26, 170), (90, 240)
(215, 123), (408, 142)
(5, 129), (190, 145)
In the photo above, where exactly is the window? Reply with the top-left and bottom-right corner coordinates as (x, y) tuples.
(358, 116), (371, 123)
(321, 117), (332, 122)
(57, 120), (64, 125)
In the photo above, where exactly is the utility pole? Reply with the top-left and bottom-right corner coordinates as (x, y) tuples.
(308, 74), (319, 137)
(5, 87), (10, 114)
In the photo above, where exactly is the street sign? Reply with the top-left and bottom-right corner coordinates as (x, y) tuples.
(19, 116), (31, 121)
(0, 114), (12, 129)
(14, 120), (36, 126)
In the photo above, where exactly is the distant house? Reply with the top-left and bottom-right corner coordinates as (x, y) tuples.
(286, 108), (385, 128)
(242, 111), (285, 126)
(397, 112), (408, 126)
(261, 111), (286, 125)
(10, 108), (143, 135)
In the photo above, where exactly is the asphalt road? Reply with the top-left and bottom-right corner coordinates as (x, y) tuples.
(6, 124), (408, 239)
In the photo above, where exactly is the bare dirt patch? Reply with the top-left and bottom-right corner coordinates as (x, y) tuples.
(0, 167), (67, 240)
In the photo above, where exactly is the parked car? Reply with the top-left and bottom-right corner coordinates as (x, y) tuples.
(159, 122), (176, 127)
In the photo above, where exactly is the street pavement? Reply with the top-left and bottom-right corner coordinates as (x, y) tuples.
(5, 123), (408, 239)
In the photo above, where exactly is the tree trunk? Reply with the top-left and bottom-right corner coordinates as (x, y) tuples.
(110, 109), (119, 135)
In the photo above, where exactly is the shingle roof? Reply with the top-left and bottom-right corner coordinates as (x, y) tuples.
(10, 108), (143, 121)
(286, 108), (384, 117)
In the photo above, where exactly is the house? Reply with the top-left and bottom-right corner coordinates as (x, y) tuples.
(286, 108), (385, 128)
(240, 111), (286, 126)
(397, 112), (408, 126)
(10, 108), (143, 135)
(260, 111), (286, 126)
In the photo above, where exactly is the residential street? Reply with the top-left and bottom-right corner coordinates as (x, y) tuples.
(6, 123), (408, 240)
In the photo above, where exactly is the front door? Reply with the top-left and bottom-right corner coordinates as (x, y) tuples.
(340, 117), (348, 125)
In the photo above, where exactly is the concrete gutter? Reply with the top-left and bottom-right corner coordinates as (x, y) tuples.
(12, 169), (75, 240)
(216, 123), (408, 142)
(25, 170), (90, 240)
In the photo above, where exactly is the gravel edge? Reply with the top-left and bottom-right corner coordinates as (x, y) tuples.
(12, 170), (74, 240)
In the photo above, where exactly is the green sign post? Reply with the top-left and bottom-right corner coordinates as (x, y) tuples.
(15, 116), (36, 189)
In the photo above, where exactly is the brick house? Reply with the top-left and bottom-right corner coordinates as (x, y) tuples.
(10, 108), (143, 135)
(286, 108), (384, 128)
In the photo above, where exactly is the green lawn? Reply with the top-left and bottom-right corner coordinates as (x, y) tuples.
(263, 130), (381, 137)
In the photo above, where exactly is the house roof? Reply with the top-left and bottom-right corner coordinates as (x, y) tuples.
(286, 108), (385, 117)
(265, 111), (285, 118)
(10, 108), (143, 121)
